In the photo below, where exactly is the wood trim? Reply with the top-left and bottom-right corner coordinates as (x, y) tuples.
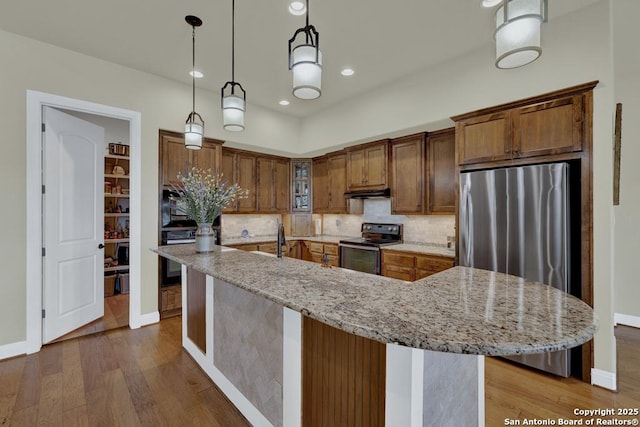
(186, 267), (207, 353)
(343, 138), (391, 152)
(302, 316), (386, 426)
(451, 81), (599, 122)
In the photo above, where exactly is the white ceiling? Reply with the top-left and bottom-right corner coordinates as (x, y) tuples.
(0, 0), (598, 118)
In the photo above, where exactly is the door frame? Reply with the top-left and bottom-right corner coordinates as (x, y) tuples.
(26, 90), (142, 353)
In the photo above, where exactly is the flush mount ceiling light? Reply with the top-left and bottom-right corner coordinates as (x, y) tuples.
(288, 0), (322, 100)
(184, 15), (204, 149)
(341, 68), (355, 76)
(288, 1), (306, 16)
(221, 0), (247, 131)
(494, 0), (548, 69)
(279, 100), (290, 106)
(190, 70), (204, 78)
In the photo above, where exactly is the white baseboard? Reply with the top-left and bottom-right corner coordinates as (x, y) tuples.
(137, 311), (160, 328)
(614, 313), (640, 329)
(591, 368), (617, 391)
(0, 340), (27, 361)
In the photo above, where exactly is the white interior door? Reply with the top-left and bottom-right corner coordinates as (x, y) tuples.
(42, 107), (105, 343)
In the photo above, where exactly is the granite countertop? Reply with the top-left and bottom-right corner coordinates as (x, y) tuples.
(383, 243), (455, 258)
(153, 244), (598, 356)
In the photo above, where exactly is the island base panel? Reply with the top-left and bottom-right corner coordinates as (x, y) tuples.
(302, 316), (386, 427)
(186, 267), (206, 353)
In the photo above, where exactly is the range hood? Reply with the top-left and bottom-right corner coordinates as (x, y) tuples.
(343, 188), (391, 199)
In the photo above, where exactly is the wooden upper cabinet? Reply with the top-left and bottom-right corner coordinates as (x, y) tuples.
(160, 134), (192, 187)
(426, 128), (456, 214)
(312, 156), (329, 212)
(328, 152), (348, 212)
(346, 140), (389, 190)
(159, 130), (223, 188)
(236, 153), (257, 212)
(221, 150), (237, 213)
(390, 133), (425, 214)
(456, 111), (511, 165)
(256, 156), (290, 213)
(257, 157), (274, 212)
(453, 81), (596, 167)
(191, 142), (222, 175)
(512, 95), (584, 158)
(274, 159), (290, 212)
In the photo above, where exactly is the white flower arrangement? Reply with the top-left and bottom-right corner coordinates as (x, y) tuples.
(170, 167), (248, 224)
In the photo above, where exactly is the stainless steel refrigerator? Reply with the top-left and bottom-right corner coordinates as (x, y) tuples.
(459, 162), (575, 377)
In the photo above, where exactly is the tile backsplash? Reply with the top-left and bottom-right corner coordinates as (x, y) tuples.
(323, 199), (455, 245)
(221, 214), (282, 238)
(221, 199), (455, 246)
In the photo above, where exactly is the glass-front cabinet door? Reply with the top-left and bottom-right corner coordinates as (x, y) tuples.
(292, 160), (312, 212)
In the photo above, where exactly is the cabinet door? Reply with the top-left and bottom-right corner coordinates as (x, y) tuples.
(364, 143), (388, 188)
(457, 111), (511, 165)
(161, 135), (191, 187)
(512, 95), (584, 158)
(391, 134), (424, 214)
(346, 148), (366, 190)
(427, 129), (456, 214)
(312, 157), (329, 212)
(221, 150), (237, 212)
(274, 158), (290, 213)
(382, 264), (414, 281)
(237, 153), (257, 212)
(328, 153), (348, 212)
(191, 141), (222, 175)
(257, 157), (274, 212)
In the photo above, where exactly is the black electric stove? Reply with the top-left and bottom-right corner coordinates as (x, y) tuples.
(339, 223), (402, 274)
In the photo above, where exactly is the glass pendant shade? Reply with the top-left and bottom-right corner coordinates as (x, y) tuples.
(291, 44), (323, 99)
(184, 116), (203, 149)
(495, 0), (544, 69)
(222, 94), (245, 131)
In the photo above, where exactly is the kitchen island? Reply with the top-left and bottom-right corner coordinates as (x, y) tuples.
(153, 244), (597, 427)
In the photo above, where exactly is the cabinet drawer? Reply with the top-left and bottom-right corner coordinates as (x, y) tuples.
(327, 255), (339, 267)
(323, 244), (339, 256)
(415, 268), (437, 280)
(415, 255), (454, 272)
(230, 243), (259, 252)
(309, 242), (324, 254)
(257, 242), (278, 254)
(311, 253), (324, 264)
(382, 252), (415, 268)
(382, 264), (414, 281)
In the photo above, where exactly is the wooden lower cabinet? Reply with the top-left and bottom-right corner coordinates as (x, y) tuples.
(382, 249), (454, 281)
(302, 316), (386, 427)
(306, 241), (339, 267)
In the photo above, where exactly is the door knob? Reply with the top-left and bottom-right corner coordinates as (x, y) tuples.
(98, 244), (105, 249)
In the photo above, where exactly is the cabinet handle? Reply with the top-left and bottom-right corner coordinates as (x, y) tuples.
(98, 244), (105, 249)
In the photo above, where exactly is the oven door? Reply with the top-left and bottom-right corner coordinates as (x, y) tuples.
(339, 244), (380, 275)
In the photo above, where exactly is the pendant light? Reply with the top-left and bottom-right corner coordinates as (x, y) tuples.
(494, 0), (547, 69)
(288, 0), (322, 100)
(184, 15), (204, 149)
(221, 0), (246, 131)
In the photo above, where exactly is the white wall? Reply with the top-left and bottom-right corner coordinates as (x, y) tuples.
(0, 28), (299, 346)
(613, 0), (640, 324)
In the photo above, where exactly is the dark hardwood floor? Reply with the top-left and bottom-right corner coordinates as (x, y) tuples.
(0, 318), (638, 426)
(0, 316), (249, 426)
(53, 294), (130, 343)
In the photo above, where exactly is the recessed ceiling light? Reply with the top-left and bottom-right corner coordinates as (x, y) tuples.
(190, 70), (204, 78)
(279, 100), (290, 106)
(341, 68), (355, 76)
(482, 0), (502, 7)
(288, 1), (306, 15)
